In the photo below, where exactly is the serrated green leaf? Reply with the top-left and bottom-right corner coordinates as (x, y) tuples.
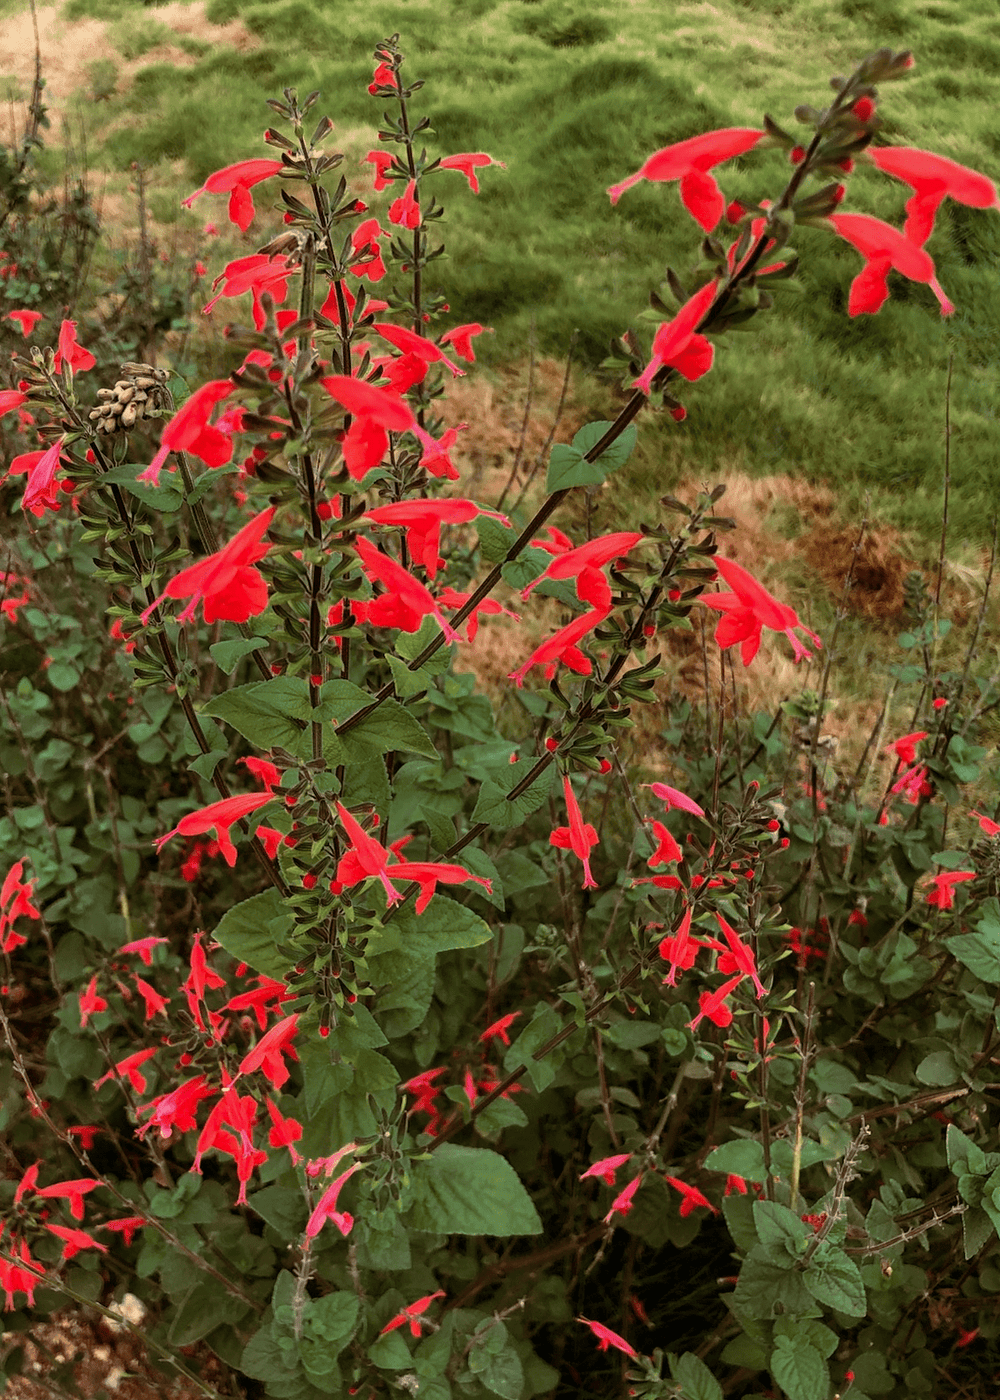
(733, 1245), (817, 1318)
(473, 766), (554, 830)
(946, 916), (1000, 984)
(211, 888), (292, 981)
(753, 1201), (809, 1254)
(202, 677), (310, 754)
(393, 897), (493, 956)
(368, 1328), (412, 1368)
(544, 421), (637, 493)
(476, 515), (518, 563)
(770, 1333), (828, 1400)
(803, 1243), (866, 1317)
(408, 1144), (542, 1235)
(705, 1139), (767, 1182)
(670, 1349), (724, 1400)
(168, 1282), (252, 1347)
(210, 636), (270, 674)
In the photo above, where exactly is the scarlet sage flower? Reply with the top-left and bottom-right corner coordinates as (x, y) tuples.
(138, 379), (235, 487)
(35, 1178), (99, 1222)
(155, 506), (276, 626)
(0, 388), (27, 418)
(306, 1162), (362, 1238)
(372, 321), (465, 377)
(380, 1291), (446, 1338)
(605, 1172), (643, 1223)
(925, 869), (976, 910)
(237, 1012), (300, 1089)
(354, 536), (463, 642)
(701, 554), (822, 665)
(10, 437), (70, 518)
(440, 323), (490, 361)
(364, 499), (511, 579)
(550, 775), (600, 889)
(78, 975), (108, 1029)
(609, 128), (767, 230)
(45, 1224), (107, 1261)
(388, 178), (421, 229)
(321, 374), (415, 478)
(580, 1153), (632, 1186)
(438, 152), (505, 194)
(632, 278), (719, 395)
(154, 792), (276, 867)
(136, 1075), (214, 1140)
(53, 320), (95, 374)
(384, 859), (493, 915)
(664, 1175), (717, 1217)
(643, 781), (705, 818)
(95, 1047), (158, 1094)
(436, 586), (520, 643)
(265, 1098), (303, 1165)
(348, 217), (387, 281)
(508, 602), (609, 687)
(480, 1012), (521, 1048)
(658, 906), (716, 987)
(8, 308), (42, 336)
(579, 1318), (637, 1359)
(647, 820), (683, 866)
(688, 973), (745, 1033)
(887, 730), (927, 766)
(182, 158), (284, 232)
(117, 936), (168, 966)
(203, 253), (297, 330)
(523, 531), (644, 600)
(864, 146), (1000, 247)
(971, 810), (1000, 837)
(826, 212), (954, 316)
(714, 913), (767, 998)
(362, 149), (398, 190)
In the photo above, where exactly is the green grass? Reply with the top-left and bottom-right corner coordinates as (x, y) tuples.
(9, 0), (1000, 545)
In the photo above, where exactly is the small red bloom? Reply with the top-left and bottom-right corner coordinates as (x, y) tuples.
(578, 1318), (637, 1358)
(79, 975), (108, 1029)
(550, 774), (600, 889)
(724, 1174), (747, 1196)
(609, 128), (767, 230)
(664, 1175), (717, 1217)
(633, 278), (719, 395)
(643, 781), (706, 818)
(155, 792), (275, 868)
(380, 1291), (446, 1338)
(440, 322), (490, 361)
(647, 820), (683, 867)
(604, 1172), (643, 1222)
(580, 1153), (632, 1186)
(237, 1012), (300, 1089)
(306, 1162), (362, 1238)
(182, 159), (284, 232)
(388, 178), (421, 229)
(7, 309), (43, 337)
(508, 603), (608, 687)
(888, 730), (928, 766)
(355, 535), (463, 643)
(523, 531), (644, 601)
(480, 1012), (521, 1048)
(438, 152), (505, 194)
(688, 973), (745, 1033)
(864, 145), (1000, 246)
(925, 869), (976, 910)
(53, 320), (95, 375)
(827, 211), (954, 316)
(701, 555), (821, 665)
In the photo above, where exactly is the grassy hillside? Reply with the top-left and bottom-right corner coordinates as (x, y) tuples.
(3, 0), (999, 544)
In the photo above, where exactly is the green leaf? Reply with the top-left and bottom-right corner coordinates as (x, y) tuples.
(472, 765), (555, 830)
(210, 636), (270, 674)
(329, 686), (437, 760)
(753, 1201), (809, 1255)
(670, 1349), (724, 1400)
(394, 897), (493, 957)
(705, 1139), (767, 1181)
(503, 1002), (562, 1092)
(368, 949), (435, 1038)
(368, 1329), (413, 1369)
(947, 1124), (990, 1176)
(476, 515), (518, 563)
(408, 1144), (542, 1235)
(168, 1282), (252, 1346)
(201, 677), (311, 755)
(102, 460), (184, 511)
(803, 1243), (866, 1317)
(211, 888), (292, 981)
(915, 1051), (958, 1087)
(472, 1342), (524, 1400)
(946, 911), (1000, 984)
(247, 1184), (307, 1239)
(733, 1245), (817, 1319)
(544, 420), (637, 492)
(770, 1332), (828, 1400)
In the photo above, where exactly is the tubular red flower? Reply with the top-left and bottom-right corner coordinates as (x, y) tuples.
(364, 499), (509, 579)
(826, 212), (954, 316)
(438, 152), (505, 193)
(580, 1153), (632, 1185)
(701, 554), (821, 665)
(508, 604), (609, 687)
(664, 1175), (718, 1216)
(609, 128), (767, 230)
(154, 792), (276, 867)
(925, 869), (976, 910)
(182, 159), (284, 232)
(643, 781), (705, 817)
(388, 178), (421, 228)
(355, 535), (463, 642)
(139, 379), (237, 486)
(53, 320), (95, 374)
(864, 145), (1000, 246)
(371, 322), (465, 377)
(633, 278), (719, 395)
(688, 973), (745, 1033)
(550, 774), (600, 889)
(523, 531), (644, 600)
(579, 1318), (637, 1358)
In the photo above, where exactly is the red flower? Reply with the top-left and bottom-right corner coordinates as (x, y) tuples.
(664, 1175), (717, 1217)
(155, 792), (275, 869)
(44, 1224), (107, 1261)
(265, 1097), (303, 1165)
(7, 309), (42, 337)
(609, 128), (767, 230)
(925, 869), (976, 910)
(306, 1162), (362, 1238)
(508, 602), (609, 687)
(380, 1291), (446, 1338)
(388, 178), (421, 229)
(581, 1153), (632, 1186)
(364, 499), (509, 579)
(382, 859), (492, 915)
(354, 535), (462, 641)
(827, 212), (954, 316)
(348, 217), (387, 281)
(550, 774), (600, 889)
(35, 1177), (99, 1222)
(372, 321), (465, 377)
(435, 586), (519, 643)
(480, 1012), (521, 1048)
(647, 820), (683, 866)
(688, 973), (744, 1033)
(440, 323), (490, 361)
(368, 60), (398, 94)
(9, 437), (71, 518)
(237, 1012), (300, 1089)
(79, 975), (108, 1029)
(864, 145), (1000, 246)
(94, 1047), (158, 1094)
(203, 253), (296, 330)
(643, 781), (706, 818)
(714, 913), (767, 998)
(362, 149), (398, 190)
(321, 374), (415, 477)
(101, 1217), (146, 1248)
(154, 506), (276, 625)
(523, 531), (644, 601)
(971, 809), (1000, 837)
(604, 1172), (643, 1223)
(701, 554), (821, 665)
(53, 320), (95, 375)
(888, 730), (927, 766)
(116, 936), (168, 967)
(138, 379), (236, 487)
(632, 278), (719, 395)
(136, 1075), (214, 1140)
(182, 158), (284, 232)
(438, 152), (505, 194)
(658, 906), (721, 987)
(724, 1174), (748, 1196)
(579, 1318), (637, 1358)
